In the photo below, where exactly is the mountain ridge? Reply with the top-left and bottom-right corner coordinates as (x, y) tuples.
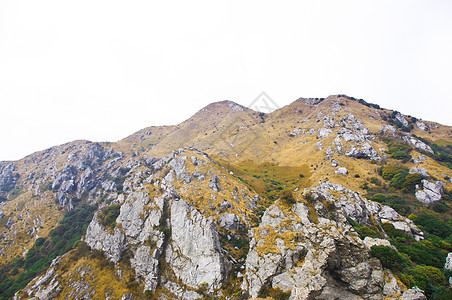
(1, 95), (451, 299)
(2, 95), (447, 164)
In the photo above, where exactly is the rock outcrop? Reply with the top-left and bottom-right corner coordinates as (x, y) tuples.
(415, 180), (445, 205)
(241, 192), (407, 299)
(403, 135), (434, 154)
(166, 199), (228, 292)
(311, 182), (423, 241)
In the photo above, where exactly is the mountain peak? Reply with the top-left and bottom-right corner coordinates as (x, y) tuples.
(202, 100), (249, 113)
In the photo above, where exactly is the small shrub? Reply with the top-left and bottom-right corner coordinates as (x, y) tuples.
(280, 190), (296, 206)
(371, 245), (408, 272)
(414, 213), (451, 239)
(98, 204), (121, 229)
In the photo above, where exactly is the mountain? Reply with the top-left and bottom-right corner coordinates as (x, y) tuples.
(1, 95), (452, 299)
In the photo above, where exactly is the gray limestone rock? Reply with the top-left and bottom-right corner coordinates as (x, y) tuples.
(218, 213), (243, 231)
(311, 181), (423, 241)
(131, 245), (161, 291)
(241, 195), (390, 299)
(416, 121), (428, 131)
(345, 143), (380, 160)
(445, 252), (452, 271)
(396, 113), (409, 127)
(0, 162), (19, 193)
(84, 214), (126, 263)
(167, 199), (228, 291)
(415, 180), (445, 205)
(380, 125), (397, 135)
(289, 128), (302, 137)
(409, 168), (428, 177)
(363, 237), (397, 251)
(331, 159), (339, 167)
(209, 174), (221, 192)
(335, 167), (348, 176)
(400, 287), (427, 300)
(318, 128), (333, 139)
(403, 135), (434, 154)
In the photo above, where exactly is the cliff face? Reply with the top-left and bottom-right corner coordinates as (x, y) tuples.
(1, 95), (452, 299)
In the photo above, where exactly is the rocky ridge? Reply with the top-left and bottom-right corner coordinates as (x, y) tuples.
(1, 95), (451, 299)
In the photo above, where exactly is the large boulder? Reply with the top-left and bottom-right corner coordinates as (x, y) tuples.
(415, 180), (445, 205)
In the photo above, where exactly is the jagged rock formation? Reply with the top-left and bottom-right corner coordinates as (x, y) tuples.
(415, 180), (446, 205)
(82, 149), (252, 298)
(311, 182), (423, 241)
(241, 199), (389, 299)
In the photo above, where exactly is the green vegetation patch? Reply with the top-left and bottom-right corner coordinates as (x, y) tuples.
(0, 203), (96, 299)
(216, 159), (310, 220)
(371, 245), (409, 272)
(370, 219), (452, 299)
(98, 204), (121, 229)
(380, 164), (423, 193)
(347, 217), (383, 239)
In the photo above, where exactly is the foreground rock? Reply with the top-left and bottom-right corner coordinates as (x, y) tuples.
(241, 182), (423, 299)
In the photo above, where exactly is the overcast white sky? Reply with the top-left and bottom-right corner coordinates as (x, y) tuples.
(1, 0), (451, 161)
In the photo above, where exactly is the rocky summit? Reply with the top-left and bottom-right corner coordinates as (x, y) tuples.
(1, 95), (452, 300)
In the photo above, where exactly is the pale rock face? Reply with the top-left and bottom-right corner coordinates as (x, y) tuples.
(378, 206), (423, 240)
(444, 252), (452, 271)
(226, 101), (245, 111)
(335, 167), (348, 176)
(382, 270), (402, 298)
(0, 162), (18, 191)
(77, 167), (94, 195)
(166, 199), (227, 291)
(415, 179), (445, 205)
(218, 213), (243, 231)
(403, 135), (434, 154)
(380, 125), (397, 135)
(326, 146), (334, 155)
(164, 281), (200, 300)
(60, 179), (75, 193)
(345, 143), (380, 160)
(332, 113), (376, 160)
(396, 113), (409, 127)
(409, 168), (428, 177)
(416, 121), (429, 131)
(317, 141), (324, 150)
(318, 128), (333, 139)
(84, 162), (229, 297)
(117, 191), (151, 238)
(338, 129), (367, 142)
(331, 159), (339, 167)
(131, 245), (161, 291)
(400, 287), (427, 300)
(289, 128), (302, 136)
(209, 174), (221, 192)
(84, 214), (126, 263)
(168, 156), (192, 183)
(242, 181), (422, 299)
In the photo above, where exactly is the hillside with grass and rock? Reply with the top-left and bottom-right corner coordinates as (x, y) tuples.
(1, 95), (452, 300)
